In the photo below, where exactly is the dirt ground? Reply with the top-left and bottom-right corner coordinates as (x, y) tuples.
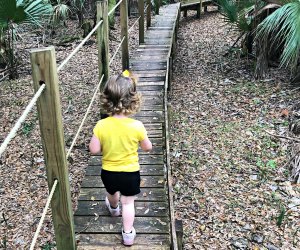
(170, 9), (300, 250)
(0, 7), (300, 250)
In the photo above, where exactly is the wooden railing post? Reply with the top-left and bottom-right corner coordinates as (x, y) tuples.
(30, 47), (76, 250)
(97, 0), (109, 84)
(146, 0), (151, 28)
(138, 0), (144, 44)
(120, 0), (129, 70)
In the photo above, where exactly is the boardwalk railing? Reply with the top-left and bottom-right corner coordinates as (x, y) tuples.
(0, 0), (154, 249)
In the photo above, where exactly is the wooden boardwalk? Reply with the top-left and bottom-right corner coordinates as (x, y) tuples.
(75, 3), (181, 249)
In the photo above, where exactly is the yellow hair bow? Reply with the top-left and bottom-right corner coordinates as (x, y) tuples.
(122, 70), (130, 78)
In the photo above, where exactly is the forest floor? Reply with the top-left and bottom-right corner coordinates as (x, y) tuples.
(0, 6), (300, 250)
(170, 9), (300, 250)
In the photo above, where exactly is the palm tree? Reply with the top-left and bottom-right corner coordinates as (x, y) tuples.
(256, 0), (300, 74)
(0, 0), (53, 79)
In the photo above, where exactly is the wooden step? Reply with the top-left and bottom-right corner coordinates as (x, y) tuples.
(78, 187), (167, 201)
(74, 216), (170, 234)
(75, 200), (168, 217)
(77, 234), (170, 250)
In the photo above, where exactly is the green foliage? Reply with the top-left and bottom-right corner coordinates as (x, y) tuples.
(276, 206), (286, 226)
(51, 0), (71, 25)
(256, 158), (277, 179)
(256, 0), (300, 71)
(0, 0), (53, 28)
(0, 0), (53, 78)
(217, 0), (256, 32)
(41, 242), (56, 250)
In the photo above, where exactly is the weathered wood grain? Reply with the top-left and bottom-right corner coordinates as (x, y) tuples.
(77, 234), (170, 250)
(78, 187), (167, 201)
(75, 201), (168, 217)
(30, 47), (76, 249)
(74, 216), (170, 234)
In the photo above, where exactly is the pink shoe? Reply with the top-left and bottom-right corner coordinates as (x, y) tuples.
(105, 197), (120, 217)
(122, 227), (136, 246)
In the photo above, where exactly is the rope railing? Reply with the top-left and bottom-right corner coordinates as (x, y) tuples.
(109, 36), (126, 66)
(57, 20), (103, 72)
(29, 179), (58, 250)
(66, 74), (104, 159)
(108, 0), (123, 16)
(128, 16), (141, 33)
(0, 84), (46, 158)
(144, 4), (149, 12)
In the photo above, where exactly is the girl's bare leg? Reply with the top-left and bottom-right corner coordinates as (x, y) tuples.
(107, 192), (120, 208)
(120, 195), (135, 232)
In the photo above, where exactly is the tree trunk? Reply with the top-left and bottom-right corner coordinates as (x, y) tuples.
(255, 36), (268, 79)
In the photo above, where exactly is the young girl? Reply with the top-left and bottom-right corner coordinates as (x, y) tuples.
(89, 70), (152, 246)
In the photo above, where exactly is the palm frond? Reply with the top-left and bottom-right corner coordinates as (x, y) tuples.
(0, 0), (53, 27)
(256, 0), (300, 69)
(52, 3), (71, 24)
(217, 0), (258, 32)
(218, 0), (239, 23)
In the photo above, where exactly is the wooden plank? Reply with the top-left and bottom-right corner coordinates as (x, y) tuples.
(148, 27), (172, 30)
(78, 187), (167, 201)
(132, 55), (168, 60)
(135, 50), (169, 56)
(131, 64), (167, 71)
(135, 110), (163, 117)
(139, 43), (170, 48)
(142, 96), (164, 103)
(135, 70), (166, 76)
(85, 164), (164, 176)
(135, 116), (164, 124)
(137, 90), (164, 96)
(137, 85), (164, 91)
(138, 81), (165, 86)
(130, 60), (167, 65)
(144, 123), (163, 130)
(143, 40), (171, 45)
(140, 104), (164, 111)
(81, 175), (165, 188)
(74, 216), (170, 234)
(134, 116), (163, 123)
(77, 234), (170, 250)
(75, 201), (168, 217)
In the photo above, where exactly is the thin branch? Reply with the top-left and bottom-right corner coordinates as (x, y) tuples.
(264, 130), (300, 143)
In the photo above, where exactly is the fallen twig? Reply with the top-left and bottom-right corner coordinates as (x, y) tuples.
(264, 130), (300, 143)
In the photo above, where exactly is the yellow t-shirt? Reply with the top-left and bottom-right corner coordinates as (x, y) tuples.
(93, 117), (147, 172)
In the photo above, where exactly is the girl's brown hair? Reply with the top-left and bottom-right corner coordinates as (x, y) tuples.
(101, 72), (141, 115)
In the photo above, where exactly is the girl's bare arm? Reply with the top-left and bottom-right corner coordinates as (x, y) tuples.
(140, 136), (152, 152)
(89, 135), (101, 154)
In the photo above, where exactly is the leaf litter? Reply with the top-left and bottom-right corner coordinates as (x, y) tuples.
(0, 6), (299, 250)
(169, 9), (300, 250)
